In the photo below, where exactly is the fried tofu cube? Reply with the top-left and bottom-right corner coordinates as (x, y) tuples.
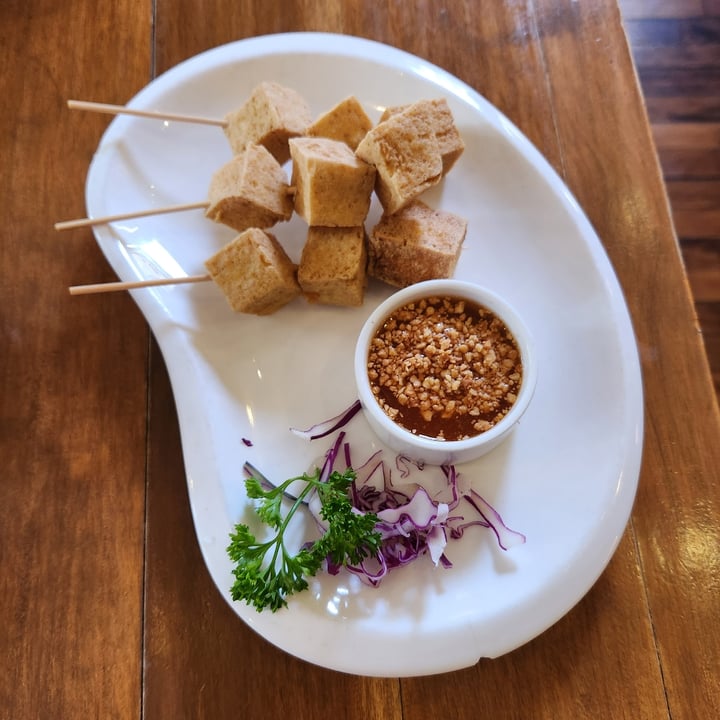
(205, 229), (301, 315)
(355, 103), (443, 215)
(223, 82), (312, 164)
(306, 96), (374, 151)
(205, 144), (294, 232)
(379, 98), (464, 175)
(368, 200), (467, 287)
(289, 137), (375, 227)
(298, 226), (368, 306)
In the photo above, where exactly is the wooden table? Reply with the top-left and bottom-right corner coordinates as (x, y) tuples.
(2, 1), (718, 717)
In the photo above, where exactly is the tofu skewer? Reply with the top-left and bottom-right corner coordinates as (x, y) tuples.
(68, 80), (312, 161)
(56, 144), (294, 232)
(59, 81), (314, 230)
(69, 228), (302, 316)
(66, 89), (468, 314)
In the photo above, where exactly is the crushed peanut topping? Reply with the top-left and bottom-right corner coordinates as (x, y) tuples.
(367, 295), (523, 441)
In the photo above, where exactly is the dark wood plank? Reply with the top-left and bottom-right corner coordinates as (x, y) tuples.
(624, 17), (720, 46)
(645, 95), (720, 122)
(622, 14), (720, 68)
(621, 3), (720, 405)
(653, 124), (720, 181)
(682, 240), (720, 300)
(653, 122), (720, 149)
(671, 205), (720, 238)
(536, 0), (720, 717)
(655, 148), (720, 179)
(637, 66), (720, 98)
(620, 0), (704, 18)
(0, 0), (151, 717)
(697, 302), (720, 394)
(665, 179), (720, 243)
(627, 42), (720, 68)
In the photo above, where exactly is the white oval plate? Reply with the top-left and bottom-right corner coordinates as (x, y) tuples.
(85, 33), (643, 677)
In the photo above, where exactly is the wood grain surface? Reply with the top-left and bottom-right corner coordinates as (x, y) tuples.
(1, 1), (718, 719)
(621, 0), (720, 397)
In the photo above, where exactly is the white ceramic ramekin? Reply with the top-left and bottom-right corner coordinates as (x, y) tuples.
(354, 279), (537, 465)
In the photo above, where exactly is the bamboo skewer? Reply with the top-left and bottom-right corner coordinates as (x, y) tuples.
(67, 100), (228, 127)
(58, 98), (224, 230)
(55, 201), (211, 231)
(69, 274), (211, 295)
(64, 97), (277, 299)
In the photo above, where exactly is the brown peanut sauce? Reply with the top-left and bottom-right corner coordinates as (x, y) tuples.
(367, 295), (523, 441)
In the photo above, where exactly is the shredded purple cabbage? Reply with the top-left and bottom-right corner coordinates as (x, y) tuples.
(290, 400), (362, 440)
(289, 401), (526, 587)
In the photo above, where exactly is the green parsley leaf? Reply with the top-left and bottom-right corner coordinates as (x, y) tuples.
(227, 467), (381, 612)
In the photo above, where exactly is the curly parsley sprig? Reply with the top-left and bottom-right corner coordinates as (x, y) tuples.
(228, 467), (381, 612)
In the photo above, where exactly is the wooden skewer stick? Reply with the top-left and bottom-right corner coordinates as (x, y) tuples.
(69, 274), (211, 296)
(67, 100), (228, 127)
(55, 201), (210, 231)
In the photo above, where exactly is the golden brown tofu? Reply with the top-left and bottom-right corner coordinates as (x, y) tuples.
(289, 137), (375, 227)
(379, 98), (464, 175)
(298, 226), (368, 306)
(355, 104), (443, 215)
(223, 82), (312, 164)
(306, 96), (374, 151)
(205, 229), (301, 315)
(368, 200), (467, 287)
(205, 144), (294, 232)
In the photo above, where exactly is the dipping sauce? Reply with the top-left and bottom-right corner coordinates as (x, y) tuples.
(366, 295), (523, 441)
